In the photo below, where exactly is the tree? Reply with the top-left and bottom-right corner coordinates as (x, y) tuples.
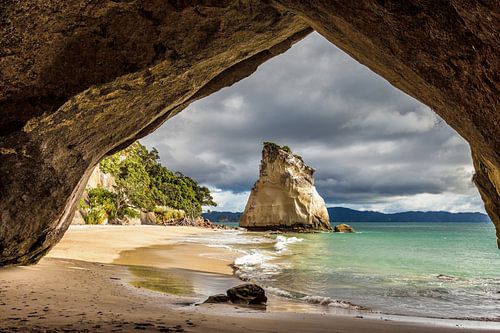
(95, 141), (216, 219)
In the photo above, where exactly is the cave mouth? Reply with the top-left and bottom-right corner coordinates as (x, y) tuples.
(139, 32), (485, 221)
(0, 1), (498, 269)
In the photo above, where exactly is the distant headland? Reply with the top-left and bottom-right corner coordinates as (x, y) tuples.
(203, 207), (491, 223)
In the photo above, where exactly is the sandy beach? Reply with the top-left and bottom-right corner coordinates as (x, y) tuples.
(0, 225), (499, 333)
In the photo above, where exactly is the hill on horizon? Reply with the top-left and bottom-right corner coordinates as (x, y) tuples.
(202, 207), (491, 223)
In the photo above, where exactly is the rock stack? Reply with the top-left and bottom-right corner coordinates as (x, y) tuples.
(240, 142), (331, 231)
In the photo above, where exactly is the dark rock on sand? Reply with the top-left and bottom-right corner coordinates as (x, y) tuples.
(226, 284), (267, 305)
(162, 217), (232, 230)
(334, 224), (355, 233)
(203, 294), (230, 304)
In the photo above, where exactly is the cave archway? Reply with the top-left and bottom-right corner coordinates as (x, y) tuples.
(0, 1), (498, 266)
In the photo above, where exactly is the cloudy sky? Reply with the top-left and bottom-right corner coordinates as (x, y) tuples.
(142, 32), (484, 214)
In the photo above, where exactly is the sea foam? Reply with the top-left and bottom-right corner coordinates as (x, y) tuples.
(232, 235), (304, 282)
(301, 295), (367, 310)
(274, 235), (304, 253)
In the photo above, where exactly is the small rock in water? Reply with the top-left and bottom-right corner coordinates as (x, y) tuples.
(226, 283), (267, 305)
(333, 224), (355, 233)
(203, 294), (230, 304)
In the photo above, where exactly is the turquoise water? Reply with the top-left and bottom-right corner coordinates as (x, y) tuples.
(211, 222), (500, 319)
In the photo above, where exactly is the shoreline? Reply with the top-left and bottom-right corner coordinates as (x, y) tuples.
(113, 239), (500, 324)
(1, 225), (499, 332)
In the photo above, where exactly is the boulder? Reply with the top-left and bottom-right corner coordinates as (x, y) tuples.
(72, 210), (86, 225)
(226, 283), (267, 305)
(109, 214), (141, 226)
(86, 165), (116, 192)
(240, 143), (331, 232)
(334, 224), (355, 233)
(140, 211), (157, 225)
(203, 294), (230, 304)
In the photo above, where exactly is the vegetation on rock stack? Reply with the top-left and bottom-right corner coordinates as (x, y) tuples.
(81, 142), (216, 224)
(263, 141), (303, 162)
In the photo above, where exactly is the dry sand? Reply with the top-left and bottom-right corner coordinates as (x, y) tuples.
(46, 225), (226, 265)
(1, 225), (499, 333)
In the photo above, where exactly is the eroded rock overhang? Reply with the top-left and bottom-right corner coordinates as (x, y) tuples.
(0, 1), (498, 266)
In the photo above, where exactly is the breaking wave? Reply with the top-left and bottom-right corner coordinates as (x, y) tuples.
(301, 295), (367, 310)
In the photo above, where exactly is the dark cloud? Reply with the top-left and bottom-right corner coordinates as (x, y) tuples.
(142, 32), (484, 213)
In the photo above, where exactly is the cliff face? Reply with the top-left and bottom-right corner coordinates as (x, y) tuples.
(71, 165), (118, 225)
(240, 143), (331, 231)
(85, 166), (116, 193)
(0, 1), (499, 266)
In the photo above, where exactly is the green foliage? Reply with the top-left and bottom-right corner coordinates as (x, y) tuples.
(80, 187), (140, 224)
(263, 141), (281, 151)
(123, 207), (140, 218)
(263, 141), (302, 161)
(154, 206), (186, 223)
(98, 142), (216, 218)
(81, 188), (117, 224)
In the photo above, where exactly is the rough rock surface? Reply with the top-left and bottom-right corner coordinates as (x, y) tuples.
(160, 217), (231, 229)
(72, 210), (86, 225)
(334, 224), (355, 233)
(140, 211), (157, 225)
(240, 143), (331, 231)
(203, 294), (230, 304)
(108, 215), (141, 226)
(0, 1), (499, 266)
(86, 165), (116, 192)
(226, 283), (268, 305)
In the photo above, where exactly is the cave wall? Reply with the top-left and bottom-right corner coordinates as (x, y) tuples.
(0, 0), (311, 265)
(0, 0), (498, 266)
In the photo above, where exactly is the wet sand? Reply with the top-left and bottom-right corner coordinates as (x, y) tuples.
(1, 225), (499, 332)
(115, 243), (237, 275)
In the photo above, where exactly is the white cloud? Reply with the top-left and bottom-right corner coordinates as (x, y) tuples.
(203, 187), (250, 212)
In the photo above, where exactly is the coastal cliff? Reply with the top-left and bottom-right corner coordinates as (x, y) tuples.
(240, 143), (331, 231)
(73, 142), (226, 228)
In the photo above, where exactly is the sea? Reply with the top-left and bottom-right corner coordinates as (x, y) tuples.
(181, 221), (500, 321)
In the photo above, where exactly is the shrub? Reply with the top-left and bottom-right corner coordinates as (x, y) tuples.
(80, 188), (138, 224)
(154, 206), (186, 223)
(80, 188), (116, 224)
(263, 141), (302, 161)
